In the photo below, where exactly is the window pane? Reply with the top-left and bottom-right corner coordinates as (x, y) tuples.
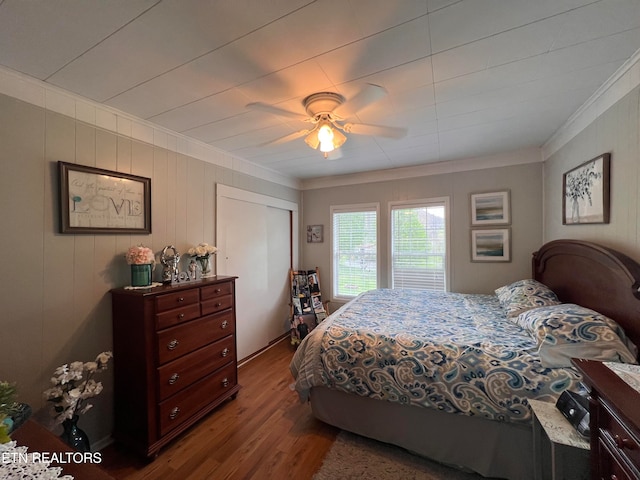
(391, 204), (446, 291)
(332, 209), (377, 298)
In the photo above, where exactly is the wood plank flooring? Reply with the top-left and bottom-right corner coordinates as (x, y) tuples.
(100, 339), (339, 480)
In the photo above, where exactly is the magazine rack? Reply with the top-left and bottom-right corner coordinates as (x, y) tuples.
(289, 268), (328, 345)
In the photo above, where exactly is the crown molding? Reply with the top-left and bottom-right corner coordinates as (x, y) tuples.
(300, 147), (542, 190)
(0, 65), (301, 190)
(543, 47), (640, 160)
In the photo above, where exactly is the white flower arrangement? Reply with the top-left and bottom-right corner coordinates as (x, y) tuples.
(43, 352), (112, 424)
(188, 243), (218, 259)
(125, 245), (155, 265)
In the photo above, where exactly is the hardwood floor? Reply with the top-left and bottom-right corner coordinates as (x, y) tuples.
(100, 338), (339, 480)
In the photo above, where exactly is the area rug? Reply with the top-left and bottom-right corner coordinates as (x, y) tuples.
(313, 431), (486, 480)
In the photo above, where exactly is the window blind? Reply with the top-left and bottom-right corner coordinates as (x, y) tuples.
(332, 207), (377, 298)
(391, 203), (446, 291)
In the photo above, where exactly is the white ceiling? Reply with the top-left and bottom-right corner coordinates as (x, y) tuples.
(1, 0), (639, 180)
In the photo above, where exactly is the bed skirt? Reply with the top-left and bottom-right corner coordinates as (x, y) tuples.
(310, 386), (533, 480)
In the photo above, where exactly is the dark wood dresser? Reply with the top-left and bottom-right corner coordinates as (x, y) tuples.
(111, 275), (240, 457)
(573, 359), (640, 480)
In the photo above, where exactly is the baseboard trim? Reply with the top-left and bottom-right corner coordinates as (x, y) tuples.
(238, 333), (290, 368)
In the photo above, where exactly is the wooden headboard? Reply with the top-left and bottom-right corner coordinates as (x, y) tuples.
(533, 239), (640, 354)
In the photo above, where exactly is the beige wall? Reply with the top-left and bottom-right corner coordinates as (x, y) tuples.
(0, 93), (300, 445)
(301, 161), (543, 309)
(543, 86), (640, 261)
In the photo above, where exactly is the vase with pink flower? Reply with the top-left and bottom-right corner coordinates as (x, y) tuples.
(125, 245), (155, 286)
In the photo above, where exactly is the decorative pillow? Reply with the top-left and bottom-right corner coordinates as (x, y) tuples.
(515, 304), (638, 368)
(495, 279), (561, 318)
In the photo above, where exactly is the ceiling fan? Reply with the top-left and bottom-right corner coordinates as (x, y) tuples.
(246, 84), (407, 158)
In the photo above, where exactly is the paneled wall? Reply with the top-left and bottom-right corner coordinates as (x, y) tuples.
(543, 85), (640, 261)
(0, 93), (300, 445)
(301, 160), (544, 309)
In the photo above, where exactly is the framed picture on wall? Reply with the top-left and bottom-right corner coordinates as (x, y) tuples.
(58, 161), (151, 234)
(306, 224), (323, 243)
(471, 228), (511, 262)
(562, 153), (610, 225)
(470, 191), (510, 225)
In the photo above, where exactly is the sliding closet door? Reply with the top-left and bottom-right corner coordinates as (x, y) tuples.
(266, 206), (292, 344)
(216, 186), (296, 361)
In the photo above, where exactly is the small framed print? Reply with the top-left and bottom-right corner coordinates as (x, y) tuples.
(307, 225), (323, 243)
(470, 191), (510, 226)
(471, 228), (511, 262)
(58, 161), (151, 234)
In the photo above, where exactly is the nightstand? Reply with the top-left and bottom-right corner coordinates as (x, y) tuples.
(530, 399), (590, 480)
(572, 359), (640, 480)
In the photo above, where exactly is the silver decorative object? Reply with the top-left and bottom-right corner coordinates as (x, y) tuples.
(170, 268), (201, 285)
(160, 245), (180, 283)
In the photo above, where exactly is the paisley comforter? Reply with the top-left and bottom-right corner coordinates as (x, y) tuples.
(290, 288), (582, 425)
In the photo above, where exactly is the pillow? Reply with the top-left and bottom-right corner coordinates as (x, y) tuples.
(495, 279), (561, 318)
(515, 304), (638, 368)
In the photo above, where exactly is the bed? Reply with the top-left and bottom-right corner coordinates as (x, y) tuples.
(290, 239), (640, 479)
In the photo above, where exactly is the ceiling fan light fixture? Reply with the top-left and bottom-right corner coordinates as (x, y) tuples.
(331, 128), (347, 148)
(304, 130), (320, 150)
(305, 122), (347, 157)
(318, 124), (335, 153)
(249, 84), (403, 154)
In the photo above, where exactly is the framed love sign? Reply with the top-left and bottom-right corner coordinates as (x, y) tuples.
(58, 161), (151, 234)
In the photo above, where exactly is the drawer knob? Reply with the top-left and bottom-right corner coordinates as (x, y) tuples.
(167, 339), (179, 350)
(221, 320), (228, 329)
(168, 373), (180, 385)
(222, 377), (229, 388)
(178, 313), (185, 319)
(169, 406), (180, 420)
(614, 434), (632, 449)
(215, 288), (221, 293)
(221, 348), (229, 357)
(178, 297), (184, 302)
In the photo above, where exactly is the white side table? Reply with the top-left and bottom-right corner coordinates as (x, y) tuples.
(530, 399), (590, 480)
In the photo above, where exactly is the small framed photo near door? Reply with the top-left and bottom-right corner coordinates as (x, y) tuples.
(471, 228), (511, 262)
(307, 224), (323, 243)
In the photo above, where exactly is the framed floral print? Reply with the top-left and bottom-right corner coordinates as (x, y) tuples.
(562, 153), (610, 225)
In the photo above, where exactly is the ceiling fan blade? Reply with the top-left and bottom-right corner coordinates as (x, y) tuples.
(333, 84), (388, 118)
(246, 102), (308, 121)
(263, 129), (312, 146)
(342, 122), (407, 139)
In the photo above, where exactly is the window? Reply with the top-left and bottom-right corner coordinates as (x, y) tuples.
(331, 204), (378, 299)
(390, 199), (448, 291)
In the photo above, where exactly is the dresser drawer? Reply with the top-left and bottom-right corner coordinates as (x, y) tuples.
(599, 399), (640, 472)
(158, 363), (237, 436)
(156, 303), (201, 330)
(201, 282), (233, 301)
(155, 289), (199, 313)
(598, 438), (636, 480)
(157, 335), (235, 401)
(201, 294), (233, 316)
(157, 311), (235, 365)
